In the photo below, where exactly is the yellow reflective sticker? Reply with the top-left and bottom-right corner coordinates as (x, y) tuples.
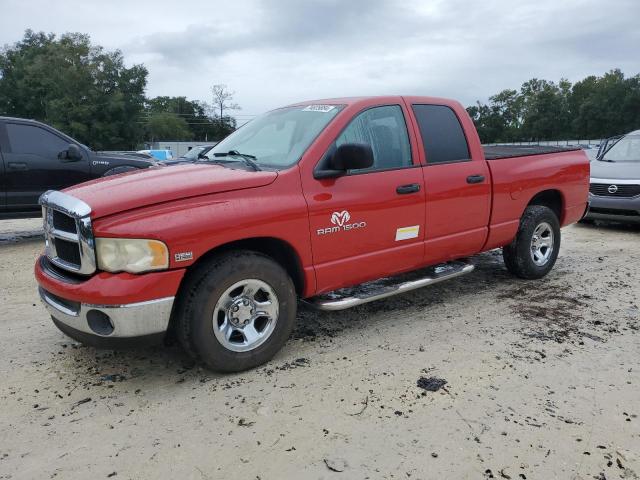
(395, 225), (420, 241)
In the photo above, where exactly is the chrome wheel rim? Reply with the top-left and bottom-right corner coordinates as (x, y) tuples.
(530, 222), (554, 266)
(212, 279), (279, 353)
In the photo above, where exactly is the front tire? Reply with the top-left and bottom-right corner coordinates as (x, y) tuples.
(176, 251), (297, 372)
(503, 205), (561, 279)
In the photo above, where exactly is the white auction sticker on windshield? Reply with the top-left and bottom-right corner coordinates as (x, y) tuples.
(302, 105), (336, 112)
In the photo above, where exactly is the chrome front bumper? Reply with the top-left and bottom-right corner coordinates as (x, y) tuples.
(39, 287), (174, 339)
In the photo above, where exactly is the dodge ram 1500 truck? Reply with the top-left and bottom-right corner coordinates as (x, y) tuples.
(35, 96), (590, 372)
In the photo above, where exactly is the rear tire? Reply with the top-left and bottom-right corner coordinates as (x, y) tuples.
(503, 205), (561, 279)
(176, 251), (297, 372)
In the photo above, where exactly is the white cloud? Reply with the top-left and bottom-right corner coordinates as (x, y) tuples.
(1, 0), (639, 121)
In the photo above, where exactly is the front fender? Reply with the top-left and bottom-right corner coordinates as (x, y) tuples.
(91, 172), (314, 282)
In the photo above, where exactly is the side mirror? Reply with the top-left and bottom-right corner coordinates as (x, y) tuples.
(59, 144), (83, 162)
(314, 143), (374, 179)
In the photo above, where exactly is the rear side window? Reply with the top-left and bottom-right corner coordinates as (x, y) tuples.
(6, 123), (69, 156)
(335, 105), (412, 172)
(412, 104), (470, 164)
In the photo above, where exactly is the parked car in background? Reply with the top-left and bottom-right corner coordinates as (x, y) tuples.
(0, 117), (158, 219)
(137, 149), (174, 161)
(101, 151), (154, 160)
(179, 145), (216, 161)
(35, 95), (589, 372)
(585, 130), (640, 223)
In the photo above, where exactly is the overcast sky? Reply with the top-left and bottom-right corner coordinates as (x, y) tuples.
(1, 0), (639, 122)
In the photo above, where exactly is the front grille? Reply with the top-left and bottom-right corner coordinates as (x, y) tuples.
(54, 237), (82, 265)
(40, 191), (96, 275)
(590, 183), (640, 197)
(52, 210), (78, 233)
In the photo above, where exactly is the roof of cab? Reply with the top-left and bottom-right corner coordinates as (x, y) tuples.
(286, 95), (459, 108)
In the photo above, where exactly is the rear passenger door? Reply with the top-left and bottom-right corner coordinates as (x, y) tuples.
(4, 122), (90, 211)
(410, 104), (491, 265)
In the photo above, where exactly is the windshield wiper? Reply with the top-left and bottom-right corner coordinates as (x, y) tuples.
(213, 150), (261, 171)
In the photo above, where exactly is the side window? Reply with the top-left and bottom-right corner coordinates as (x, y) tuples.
(6, 123), (69, 157)
(336, 105), (412, 172)
(412, 104), (470, 164)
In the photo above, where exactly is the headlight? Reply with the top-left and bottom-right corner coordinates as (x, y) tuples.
(96, 238), (169, 273)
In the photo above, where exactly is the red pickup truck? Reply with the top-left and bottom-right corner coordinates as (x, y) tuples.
(35, 96), (589, 371)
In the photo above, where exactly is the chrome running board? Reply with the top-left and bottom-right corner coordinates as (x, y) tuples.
(305, 261), (474, 311)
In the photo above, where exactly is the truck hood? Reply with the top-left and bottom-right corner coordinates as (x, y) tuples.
(64, 163), (278, 218)
(591, 159), (640, 180)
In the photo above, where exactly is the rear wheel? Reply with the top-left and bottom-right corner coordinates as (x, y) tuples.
(176, 251), (297, 372)
(503, 205), (561, 279)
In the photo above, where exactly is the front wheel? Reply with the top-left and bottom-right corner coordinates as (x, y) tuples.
(176, 251), (297, 372)
(503, 205), (561, 279)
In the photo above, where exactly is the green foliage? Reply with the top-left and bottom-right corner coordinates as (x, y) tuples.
(0, 30), (239, 149)
(0, 30), (147, 150)
(143, 95), (236, 141)
(146, 112), (193, 141)
(467, 69), (640, 143)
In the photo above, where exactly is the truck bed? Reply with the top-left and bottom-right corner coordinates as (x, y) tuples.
(483, 145), (581, 160)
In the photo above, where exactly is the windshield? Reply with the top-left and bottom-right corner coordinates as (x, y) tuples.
(209, 104), (344, 168)
(601, 134), (640, 162)
(182, 146), (209, 160)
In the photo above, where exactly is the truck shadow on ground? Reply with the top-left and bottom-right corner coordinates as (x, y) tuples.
(49, 251), (525, 385)
(50, 231), (637, 386)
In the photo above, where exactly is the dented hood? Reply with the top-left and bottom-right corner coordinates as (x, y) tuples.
(64, 163), (277, 219)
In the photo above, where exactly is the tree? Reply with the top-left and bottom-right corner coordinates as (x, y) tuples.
(467, 70), (640, 143)
(144, 95), (236, 141)
(209, 84), (240, 138)
(0, 30), (147, 150)
(211, 84), (240, 120)
(489, 89), (524, 141)
(145, 96), (209, 140)
(571, 70), (640, 138)
(147, 112), (193, 141)
(519, 78), (572, 141)
(466, 102), (506, 144)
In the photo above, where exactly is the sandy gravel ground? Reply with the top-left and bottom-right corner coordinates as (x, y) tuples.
(0, 219), (639, 480)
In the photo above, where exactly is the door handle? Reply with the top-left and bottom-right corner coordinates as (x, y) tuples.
(8, 162), (28, 171)
(466, 175), (485, 184)
(396, 183), (421, 194)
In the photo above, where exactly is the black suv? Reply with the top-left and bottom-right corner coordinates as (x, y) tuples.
(0, 117), (157, 219)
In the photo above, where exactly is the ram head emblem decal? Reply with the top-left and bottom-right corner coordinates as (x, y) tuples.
(330, 210), (351, 227)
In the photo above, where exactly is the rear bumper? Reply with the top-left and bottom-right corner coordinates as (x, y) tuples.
(585, 194), (640, 223)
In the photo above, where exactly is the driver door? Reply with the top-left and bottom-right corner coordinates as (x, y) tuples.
(301, 104), (426, 294)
